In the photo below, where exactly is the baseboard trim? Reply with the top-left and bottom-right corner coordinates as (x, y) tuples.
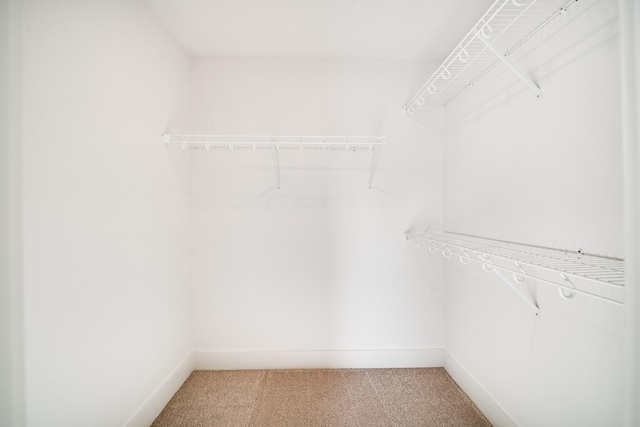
(444, 351), (517, 427)
(125, 351), (194, 427)
(194, 348), (444, 370)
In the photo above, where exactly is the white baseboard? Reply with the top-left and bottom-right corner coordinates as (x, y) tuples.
(194, 348), (444, 370)
(444, 351), (517, 427)
(125, 351), (194, 427)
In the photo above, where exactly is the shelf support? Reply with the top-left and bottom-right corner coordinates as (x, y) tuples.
(478, 36), (542, 98)
(368, 145), (380, 189)
(479, 253), (541, 317)
(273, 145), (281, 189)
(492, 269), (541, 317)
(405, 231), (625, 307)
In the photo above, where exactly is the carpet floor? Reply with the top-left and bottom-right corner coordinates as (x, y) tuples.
(151, 368), (492, 427)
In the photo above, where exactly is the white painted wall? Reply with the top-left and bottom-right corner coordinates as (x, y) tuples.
(15, 0), (629, 425)
(21, 1), (192, 426)
(1, 0), (25, 426)
(620, 0), (640, 425)
(442, 0), (625, 425)
(189, 58), (446, 368)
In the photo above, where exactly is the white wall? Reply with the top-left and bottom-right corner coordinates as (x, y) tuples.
(189, 58), (446, 368)
(1, 0), (24, 426)
(620, 0), (640, 425)
(21, 1), (192, 426)
(442, 0), (625, 425)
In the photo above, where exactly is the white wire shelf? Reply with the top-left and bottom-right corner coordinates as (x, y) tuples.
(405, 230), (624, 312)
(403, 0), (578, 113)
(162, 134), (386, 189)
(163, 134), (385, 151)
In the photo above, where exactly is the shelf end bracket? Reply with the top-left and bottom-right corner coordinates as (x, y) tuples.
(493, 268), (541, 318)
(478, 37), (542, 98)
(273, 146), (281, 189)
(368, 145), (381, 189)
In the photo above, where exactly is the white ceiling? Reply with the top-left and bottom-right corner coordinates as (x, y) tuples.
(145, 0), (494, 60)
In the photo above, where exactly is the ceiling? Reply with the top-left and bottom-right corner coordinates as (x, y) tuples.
(145, 0), (494, 60)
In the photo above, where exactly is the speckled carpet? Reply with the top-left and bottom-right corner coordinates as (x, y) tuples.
(151, 368), (491, 427)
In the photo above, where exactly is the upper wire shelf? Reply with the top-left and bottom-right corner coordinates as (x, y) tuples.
(403, 0), (578, 113)
(162, 134), (386, 190)
(405, 230), (624, 310)
(163, 134), (385, 151)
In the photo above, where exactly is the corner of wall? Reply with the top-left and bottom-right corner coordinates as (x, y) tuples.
(125, 351), (195, 427)
(444, 351), (517, 427)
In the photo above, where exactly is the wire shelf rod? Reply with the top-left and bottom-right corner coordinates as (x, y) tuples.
(426, 0), (542, 109)
(417, 231), (625, 290)
(405, 0), (531, 109)
(182, 145), (381, 151)
(407, 235), (624, 307)
(404, 0), (578, 112)
(163, 134), (385, 143)
(404, 0), (504, 108)
(162, 134), (385, 190)
(426, 231), (623, 272)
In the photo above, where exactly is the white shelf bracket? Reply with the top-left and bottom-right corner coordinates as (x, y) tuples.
(478, 35), (542, 98)
(476, 253), (540, 316)
(368, 145), (380, 189)
(493, 269), (541, 318)
(273, 145), (281, 190)
(404, 231), (625, 308)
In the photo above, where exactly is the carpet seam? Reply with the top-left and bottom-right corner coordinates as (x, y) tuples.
(246, 370), (267, 427)
(365, 370), (396, 427)
(340, 370), (363, 427)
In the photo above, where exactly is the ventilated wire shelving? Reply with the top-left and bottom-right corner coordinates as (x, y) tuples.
(403, 0), (579, 113)
(405, 231), (624, 313)
(162, 134), (385, 189)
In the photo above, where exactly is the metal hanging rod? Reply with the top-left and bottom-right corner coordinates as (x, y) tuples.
(404, 230), (625, 310)
(403, 0), (579, 114)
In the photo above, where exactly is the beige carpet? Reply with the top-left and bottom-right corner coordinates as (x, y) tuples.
(151, 368), (492, 427)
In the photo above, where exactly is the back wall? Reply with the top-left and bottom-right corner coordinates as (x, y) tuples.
(188, 58), (447, 368)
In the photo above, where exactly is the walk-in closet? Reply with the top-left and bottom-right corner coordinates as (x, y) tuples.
(1, 0), (639, 426)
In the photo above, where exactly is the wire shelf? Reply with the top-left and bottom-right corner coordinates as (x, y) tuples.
(162, 134), (385, 190)
(163, 134), (385, 151)
(405, 230), (624, 307)
(403, 0), (578, 113)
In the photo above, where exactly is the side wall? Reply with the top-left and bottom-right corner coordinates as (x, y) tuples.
(0, 0), (24, 426)
(21, 1), (192, 426)
(189, 58), (446, 368)
(443, 1), (624, 426)
(621, 0), (640, 424)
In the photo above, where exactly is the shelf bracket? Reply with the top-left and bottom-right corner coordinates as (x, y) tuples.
(492, 269), (541, 318)
(273, 145), (281, 189)
(478, 253), (540, 317)
(478, 36), (542, 98)
(368, 145), (380, 189)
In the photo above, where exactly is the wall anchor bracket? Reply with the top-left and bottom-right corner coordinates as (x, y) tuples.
(478, 36), (542, 98)
(273, 145), (281, 190)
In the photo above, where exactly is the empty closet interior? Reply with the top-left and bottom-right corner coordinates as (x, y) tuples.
(4, 0), (638, 426)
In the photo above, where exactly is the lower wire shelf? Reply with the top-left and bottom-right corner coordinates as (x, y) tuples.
(405, 230), (625, 310)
